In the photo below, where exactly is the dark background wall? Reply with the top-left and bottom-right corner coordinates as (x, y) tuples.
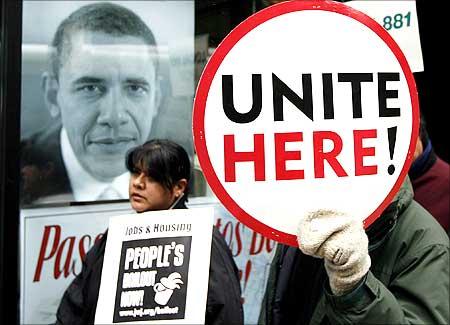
(414, 0), (448, 162)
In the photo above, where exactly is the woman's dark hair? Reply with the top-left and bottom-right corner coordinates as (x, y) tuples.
(126, 139), (191, 201)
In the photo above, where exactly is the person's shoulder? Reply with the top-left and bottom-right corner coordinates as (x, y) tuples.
(387, 177), (448, 249)
(434, 154), (449, 168)
(369, 200), (448, 283)
(212, 226), (228, 247)
(21, 123), (62, 161)
(388, 200), (449, 257)
(23, 122), (61, 146)
(83, 231), (108, 269)
(210, 226), (240, 282)
(433, 156), (450, 178)
(20, 123), (70, 205)
(211, 226), (236, 266)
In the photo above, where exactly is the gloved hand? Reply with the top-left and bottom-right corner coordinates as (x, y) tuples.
(296, 209), (371, 296)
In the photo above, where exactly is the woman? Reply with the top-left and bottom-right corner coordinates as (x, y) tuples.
(56, 139), (244, 324)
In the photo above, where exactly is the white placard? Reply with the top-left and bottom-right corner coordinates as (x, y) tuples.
(346, 0), (423, 72)
(95, 208), (213, 324)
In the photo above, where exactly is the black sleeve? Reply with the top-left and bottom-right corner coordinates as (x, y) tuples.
(205, 227), (244, 325)
(55, 233), (107, 325)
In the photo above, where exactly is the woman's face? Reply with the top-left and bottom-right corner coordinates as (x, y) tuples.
(129, 172), (177, 213)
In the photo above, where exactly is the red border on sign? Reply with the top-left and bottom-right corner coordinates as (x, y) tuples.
(193, 0), (419, 246)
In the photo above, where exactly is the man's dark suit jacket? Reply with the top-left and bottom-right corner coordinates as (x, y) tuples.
(20, 123), (72, 205)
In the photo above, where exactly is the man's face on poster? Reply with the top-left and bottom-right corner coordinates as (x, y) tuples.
(47, 31), (159, 181)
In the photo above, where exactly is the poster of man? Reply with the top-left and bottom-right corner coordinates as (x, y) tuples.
(20, 1), (195, 205)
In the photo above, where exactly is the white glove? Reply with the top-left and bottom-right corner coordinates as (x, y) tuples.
(296, 209), (371, 296)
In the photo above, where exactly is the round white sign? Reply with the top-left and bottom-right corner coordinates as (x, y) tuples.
(193, 1), (419, 246)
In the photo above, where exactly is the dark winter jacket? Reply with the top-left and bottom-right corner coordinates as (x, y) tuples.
(259, 178), (449, 325)
(55, 204), (244, 325)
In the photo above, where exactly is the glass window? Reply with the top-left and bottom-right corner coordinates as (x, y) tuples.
(13, 1), (277, 324)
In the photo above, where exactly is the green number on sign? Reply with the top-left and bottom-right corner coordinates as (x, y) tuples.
(382, 12), (411, 31)
(383, 16), (392, 30)
(393, 13), (403, 29)
(404, 11), (411, 26)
